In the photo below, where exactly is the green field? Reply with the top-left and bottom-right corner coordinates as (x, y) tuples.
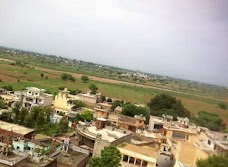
(0, 59), (228, 124)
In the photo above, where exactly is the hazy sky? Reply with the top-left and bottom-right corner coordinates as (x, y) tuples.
(0, 0), (228, 86)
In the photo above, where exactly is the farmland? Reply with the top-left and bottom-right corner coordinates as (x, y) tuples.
(0, 56), (228, 124)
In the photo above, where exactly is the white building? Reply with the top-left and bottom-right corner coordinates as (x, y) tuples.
(14, 87), (53, 110)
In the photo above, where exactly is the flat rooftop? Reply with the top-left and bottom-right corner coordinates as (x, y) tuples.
(15, 156), (56, 167)
(164, 126), (197, 134)
(118, 143), (158, 158)
(0, 121), (34, 135)
(78, 126), (131, 142)
(215, 141), (228, 150)
(56, 149), (88, 167)
(0, 151), (27, 166)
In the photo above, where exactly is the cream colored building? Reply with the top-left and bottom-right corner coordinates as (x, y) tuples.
(164, 126), (197, 144)
(54, 88), (78, 114)
(173, 142), (210, 167)
(118, 143), (157, 167)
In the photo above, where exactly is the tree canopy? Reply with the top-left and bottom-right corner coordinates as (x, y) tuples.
(197, 153), (228, 167)
(71, 100), (86, 110)
(61, 73), (75, 82)
(89, 84), (98, 94)
(110, 100), (124, 112)
(147, 94), (190, 119)
(0, 99), (5, 109)
(58, 117), (69, 133)
(88, 145), (121, 167)
(81, 75), (89, 83)
(122, 103), (150, 124)
(81, 110), (93, 122)
(192, 111), (226, 131)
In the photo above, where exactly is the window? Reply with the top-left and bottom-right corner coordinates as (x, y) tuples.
(208, 140), (211, 145)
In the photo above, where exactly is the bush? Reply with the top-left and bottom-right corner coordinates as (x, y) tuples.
(218, 103), (227, 110)
(61, 73), (75, 82)
(81, 75), (89, 83)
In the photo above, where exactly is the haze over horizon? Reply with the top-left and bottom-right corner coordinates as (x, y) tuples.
(0, 0), (228, 86)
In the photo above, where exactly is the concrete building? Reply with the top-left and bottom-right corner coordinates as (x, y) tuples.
(148, 116), (164, 131)
(0, 94), (14, 108)
(117, 115), (146, 132)
(14, 87), (53, 110)
(201, 130), (228, 155)
(76, 118), (132, 157)
(56, 145), (90, 167)
(0, 121), (35, 144)
(93, 103), (110, 118)
(77, 92), (101, 105)
(114, 106), (122, 114)
(173, 142), (210, 167)
(163, 125), (197, 144)
(118, 143), (158, 167)
(0, 141), (57, 167)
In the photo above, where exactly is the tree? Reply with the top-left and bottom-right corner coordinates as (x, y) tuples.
(101, 96), (106, 102)
(89, 84), (98, 94)
(88, 145), (121, 167)
(18, 108), (28, 125)
(40, 73), (44, 78)
(0, 99), (5, 109)
(36, 111), (46, 130)
(61, 73), (75, 82)
(81, 75), (89, 83)
(122, 103), (150, 124)
(12, 102), (21, 123)
(58, 117), (69, 133)
(192, 111), (226, 131)
(74, 113), (85, 122)
(81, 110), (93, 122)
(44, 107), (53, 123)
(147, 94), (190, 119)
(197, 153), (228, 167)
(88, 157), (102, 167)
(45, 76), (48, 80)
(24, 115), (34, 128)
(72, 100), (86, 110)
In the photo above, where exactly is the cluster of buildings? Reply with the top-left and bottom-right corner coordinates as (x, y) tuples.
(0, 86), (227, 167)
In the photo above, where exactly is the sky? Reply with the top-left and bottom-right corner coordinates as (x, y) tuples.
(0, 0), (228, 86)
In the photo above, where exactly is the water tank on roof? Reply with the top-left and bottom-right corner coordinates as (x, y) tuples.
(155, 152), (176, 167)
